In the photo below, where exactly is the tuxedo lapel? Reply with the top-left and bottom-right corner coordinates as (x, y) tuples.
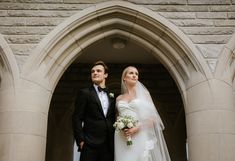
(106, 96), (114, 117)
(90, 86), (105, 117)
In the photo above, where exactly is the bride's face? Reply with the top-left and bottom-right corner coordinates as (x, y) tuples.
(124, 67), (139, 86)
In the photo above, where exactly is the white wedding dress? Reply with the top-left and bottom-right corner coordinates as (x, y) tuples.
(114, 98), (171, 161)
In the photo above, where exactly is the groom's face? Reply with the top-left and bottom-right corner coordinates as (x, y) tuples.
(91, 65), (108, 85)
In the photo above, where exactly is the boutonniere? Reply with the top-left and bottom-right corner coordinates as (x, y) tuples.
(109, 92), (114, 98)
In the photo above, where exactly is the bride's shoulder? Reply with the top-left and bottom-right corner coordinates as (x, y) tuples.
(116, 94), (124, 102)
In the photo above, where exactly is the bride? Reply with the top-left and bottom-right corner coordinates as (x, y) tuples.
(114, 66), (171, 161)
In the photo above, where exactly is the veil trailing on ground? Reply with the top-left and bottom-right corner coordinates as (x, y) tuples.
(121, 80), (171, 161)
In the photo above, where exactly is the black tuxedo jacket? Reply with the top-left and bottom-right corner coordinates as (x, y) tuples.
(72, 86), (116, 150)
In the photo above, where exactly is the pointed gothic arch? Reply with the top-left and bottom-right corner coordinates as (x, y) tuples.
(21, 0), (211, 100)
(0, 34), (19, 89)
(215, 32), (235, 90)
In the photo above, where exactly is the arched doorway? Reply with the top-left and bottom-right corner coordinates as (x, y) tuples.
(20, 1), (218, 161)
(45, 37), (187, 161)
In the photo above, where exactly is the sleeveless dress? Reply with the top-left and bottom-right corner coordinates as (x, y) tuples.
(115, 99), (167, 161)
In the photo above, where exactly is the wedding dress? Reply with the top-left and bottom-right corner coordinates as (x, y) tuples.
(114, 82), (171, 161)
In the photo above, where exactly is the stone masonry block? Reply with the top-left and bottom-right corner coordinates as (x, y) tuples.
(0, 17), (26, 26)
(181, 27), (235, 35)
(210, 5), (235, 12)
(129, 0), (187, 4)
(188, 0), (230, 4)
(171, 19), (214, 27)
(15, 0), (63, 3)
(0, 27), (54, 35)
(0, 3), (90, 10)
(7, 10), (77, 17)
(228, 12), (235, 19)
(63, 0), (107, 3)
(0, 10), (7, 16)
(214, 20), (235, 27)
(147, 5), (208, 12)
(10, 44), (37, 55)
(196, 12), (227, 19)
(25, 17), (65, 26)
(159, 12), (196, 19)
(4, 35), (44, 44)
(189, 35), (231, 44)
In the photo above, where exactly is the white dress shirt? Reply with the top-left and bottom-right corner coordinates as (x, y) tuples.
(94, 84), (109, 116)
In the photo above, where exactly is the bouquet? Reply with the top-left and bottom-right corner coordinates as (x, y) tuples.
(113, 115), (138, 145)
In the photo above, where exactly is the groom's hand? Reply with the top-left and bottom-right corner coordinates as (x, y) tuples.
(80, 141), (84, 150)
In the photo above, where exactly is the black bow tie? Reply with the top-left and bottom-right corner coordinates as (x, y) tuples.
(98, 86), (108, 93)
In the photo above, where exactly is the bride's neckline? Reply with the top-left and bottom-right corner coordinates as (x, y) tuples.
(118, 98), (138, 104)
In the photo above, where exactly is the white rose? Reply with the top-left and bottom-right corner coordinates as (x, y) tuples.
(117, 122), (125, 130)
(127, 122), (134, 128)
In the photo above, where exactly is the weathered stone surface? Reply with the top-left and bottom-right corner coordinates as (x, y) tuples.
(0, 10), (7, 16)
(210, 5), (235, 12)
(147, 5), (208, 12)
(0, 17), (26, 26)
(0, 3), (91, 10)
(15, 54), (28, 71)
(206, 59), (217, 72)
(188, 0), (230, 4)
(129, 0), (187, 4)
(63, 0), (107, 3)
(10, 44), (37, 55)
(15, 0), (62, 3)
(0, 27), (54, 35)
(159, 12), (196, 19)
(171, 19), (214, 27)
(196, 44), (223, 58)
(228, 12), (235, 19)
(0, 17), (64, 26)
(189, 35), (231, 44)
(181, 27), (235, 35)
(214, 20), (235, 27)
(7, 10), (77, 17)
(24, 18), (65, 26)
(4, 35), (45, 44)
(196, 12), (227, 19)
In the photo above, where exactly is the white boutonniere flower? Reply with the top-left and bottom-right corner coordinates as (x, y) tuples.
(109, 92), (114, 98)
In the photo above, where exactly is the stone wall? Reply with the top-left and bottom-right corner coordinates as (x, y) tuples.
(0, 0), (235, 71)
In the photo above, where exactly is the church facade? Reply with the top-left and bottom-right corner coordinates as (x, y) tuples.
(0, 1), (235, 161)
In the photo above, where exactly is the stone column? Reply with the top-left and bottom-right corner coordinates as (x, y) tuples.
(186, 79), (235, 161)
(0, 78), (52, 161)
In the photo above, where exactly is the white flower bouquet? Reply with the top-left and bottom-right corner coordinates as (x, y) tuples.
(113, 115), (138, 146)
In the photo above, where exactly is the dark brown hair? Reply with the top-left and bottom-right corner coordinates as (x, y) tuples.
(91, 60), (109, 74)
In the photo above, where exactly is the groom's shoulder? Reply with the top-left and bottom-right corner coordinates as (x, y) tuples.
(76, 86), (93, 95)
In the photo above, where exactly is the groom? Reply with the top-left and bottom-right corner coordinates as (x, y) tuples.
(72, 61), (116, 161)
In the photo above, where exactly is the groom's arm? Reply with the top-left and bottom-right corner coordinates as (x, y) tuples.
(72, 89), (87, 149)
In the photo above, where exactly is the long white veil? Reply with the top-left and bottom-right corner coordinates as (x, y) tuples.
(121, 80), (171, 161)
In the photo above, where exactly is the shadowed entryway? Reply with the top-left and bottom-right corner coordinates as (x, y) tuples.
(45, 63), (187, 161)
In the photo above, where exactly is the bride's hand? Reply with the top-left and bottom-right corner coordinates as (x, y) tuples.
(123, 127), (139, 137)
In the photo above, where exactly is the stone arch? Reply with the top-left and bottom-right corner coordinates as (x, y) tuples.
(215, 33), (235, 99)
(218, 33), (235, 101)
(18, 1), (233, 161)
(215, 33), (235, 84)
(0, 34), (19, 89)
(22, 0), (212, 100)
